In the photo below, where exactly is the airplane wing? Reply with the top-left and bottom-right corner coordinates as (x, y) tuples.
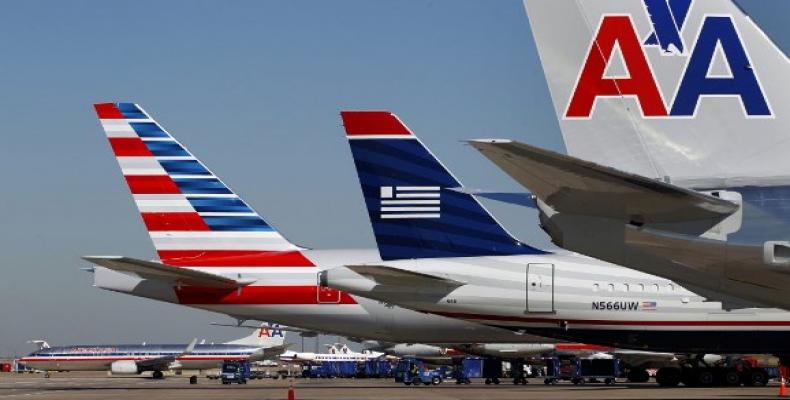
(345, 265), (465, 288)
(468, 140), (738, 224)
(210, 322), (317, 336)
(83, 256), (256, 288)
(251, 344), (292, 361)
(136, 338), (198, 371)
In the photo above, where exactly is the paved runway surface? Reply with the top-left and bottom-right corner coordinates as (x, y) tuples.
(0, 373), (781, 399)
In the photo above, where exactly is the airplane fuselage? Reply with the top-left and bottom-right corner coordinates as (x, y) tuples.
(18, 344), (259, 372)
(90, 249), (542, 345)
(325, 251), (790, 354)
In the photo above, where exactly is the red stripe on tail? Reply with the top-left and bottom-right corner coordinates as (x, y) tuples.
(341, 111), (412, 136)
(94, 103), (124, 119)
(125, 175), (181, 194)
(141, 212), (210, 231)
(158, 250), (315, 267)
(109, 137), (153, 157)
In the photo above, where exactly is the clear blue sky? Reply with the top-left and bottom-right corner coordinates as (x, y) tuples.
(0, 1), (786, 356)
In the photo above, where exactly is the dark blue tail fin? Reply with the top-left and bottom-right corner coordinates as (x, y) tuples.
(341, 111), (544, 260)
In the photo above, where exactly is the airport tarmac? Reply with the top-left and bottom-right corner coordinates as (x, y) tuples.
(0, 372), (782, 400)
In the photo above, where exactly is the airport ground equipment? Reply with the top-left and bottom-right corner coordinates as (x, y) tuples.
(220, 361), (250, 384)
(543, 357), (617, 385)
(360, 360), (393, 378)
(574, 359), (620, 385)
(508, 359), (529, 385)
(395, 358), (442, 386)
(483, 358), (503, 385)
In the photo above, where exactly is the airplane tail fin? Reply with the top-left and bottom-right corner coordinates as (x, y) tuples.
(224, 323), (286, 348)
(93, 103), (313, 267)
(523, 0), (788, 184)
(341, 111), (544, 260)
(27, 340), (50, 351)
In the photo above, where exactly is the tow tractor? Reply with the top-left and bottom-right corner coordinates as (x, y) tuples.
(220, 360), (250, 385)
(395, 358), (443, 386)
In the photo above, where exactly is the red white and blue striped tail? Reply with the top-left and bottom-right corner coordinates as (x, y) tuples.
(93, 103), (313, 267)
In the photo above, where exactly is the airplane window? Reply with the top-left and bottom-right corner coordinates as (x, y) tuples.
(652, 284), (660, 292)
(624, 283), (630, 292)
(592, 283), (599, 292)
(638, 284), (645, 292)
(607, 284), (614, 292)
(667, 284), (675, 292)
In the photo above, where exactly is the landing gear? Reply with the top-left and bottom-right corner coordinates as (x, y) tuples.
(722, 369), (741, 386)
(655, 367), (680, 387)
(747, 369), (768, 387)
(655, 360), (769, 388)
(189, 375), (198, 385)
(484, 377), (501, 385)
(695, 369), (715, 387)
(512, 377), (527, 385)
(43, 372), (50, 379)
(626, 368), (650, 383)
(152, 370), (164, 380)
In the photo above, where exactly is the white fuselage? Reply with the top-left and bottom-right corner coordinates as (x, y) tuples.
(18, 344), (259, 372)
(325, 251), (790, 354)
(90, 249), (546, 344)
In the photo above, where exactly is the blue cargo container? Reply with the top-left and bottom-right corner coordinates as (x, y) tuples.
(337, 361), (357, 378)
(363, 360), (392, 378)
(462, 357), (484, 378)
(302, 364), (327, 378)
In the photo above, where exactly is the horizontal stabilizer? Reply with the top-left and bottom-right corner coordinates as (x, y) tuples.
(82, 256), (256, 288)
(345, 264), (464, 288)
(468, 140), (738, 224)
(450, 188), (537, 209)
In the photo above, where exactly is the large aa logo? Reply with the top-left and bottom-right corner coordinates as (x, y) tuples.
(565, 0), (771, 119)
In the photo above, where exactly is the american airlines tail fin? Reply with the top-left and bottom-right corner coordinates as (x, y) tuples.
(340, 111), (544, 260)
(523, 0), (789, 185)
(93, 103), (313, 267)
(224, 323), (286, 348)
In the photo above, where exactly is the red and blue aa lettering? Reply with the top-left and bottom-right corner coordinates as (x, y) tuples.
(566, 16), (667, 118)
(259, 325), (284, 338)
(566, 1), (771, 119)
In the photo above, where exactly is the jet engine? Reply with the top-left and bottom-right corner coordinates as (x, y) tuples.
(110, 360), (139, 375)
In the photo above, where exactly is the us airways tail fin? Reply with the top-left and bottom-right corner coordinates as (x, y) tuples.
(523, 0), (788, 184)
(93, 103), (313, 267)
(225, 323), (286, 348)
(340, 111), (544, 261)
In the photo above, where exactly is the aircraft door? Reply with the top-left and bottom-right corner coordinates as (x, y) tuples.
(526, 263), (554, 313)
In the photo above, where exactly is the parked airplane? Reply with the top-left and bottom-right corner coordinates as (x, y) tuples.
(468, 0), (790, 311)
(83, 102), (553, 347)
(280, 343), (384, 363)
(17, 324), (285, 379)
(321, 110), (785, 387)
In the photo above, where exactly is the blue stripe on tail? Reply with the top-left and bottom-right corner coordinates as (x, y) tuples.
(348, 137), (544, 260)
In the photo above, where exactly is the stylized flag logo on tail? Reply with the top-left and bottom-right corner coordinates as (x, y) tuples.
(379, 186), (440, 219)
